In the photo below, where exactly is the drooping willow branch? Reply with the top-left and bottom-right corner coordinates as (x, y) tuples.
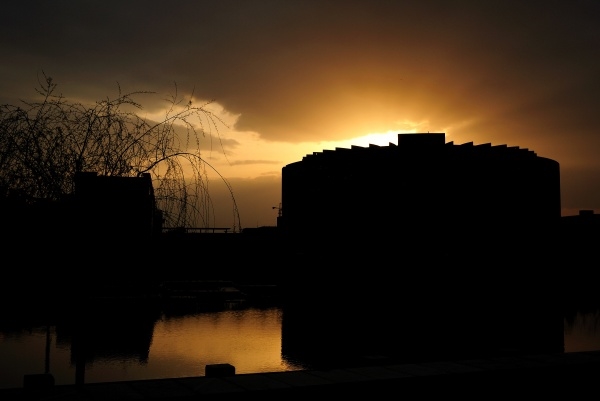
(0, 72), (241, 232)
(146, 151), (241, 233)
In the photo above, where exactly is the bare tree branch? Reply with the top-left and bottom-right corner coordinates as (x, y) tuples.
(0, 73), (241, 232)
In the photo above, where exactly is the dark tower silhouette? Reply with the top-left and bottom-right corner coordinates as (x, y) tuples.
(279, 133), (564, 366)
(281, 133), (560, 260)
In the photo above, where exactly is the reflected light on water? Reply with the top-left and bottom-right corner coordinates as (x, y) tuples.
(2, 306), (600, 390)
(81, 307), (304, 385)
(564, 310), (600, 353)
(149, 308), (303, 374)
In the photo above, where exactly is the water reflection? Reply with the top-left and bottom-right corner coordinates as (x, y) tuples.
(279, 266), (569, 369)
(564, 308), (600, 353)
(1, 302), (599, 390)
(0, 305), (304, 390)
(75, 306), (304, 386)
(149, 308), (301, 376)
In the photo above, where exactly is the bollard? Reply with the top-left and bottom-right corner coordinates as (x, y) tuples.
(205, 363), (236, 377)
(23, 373), (55, 390)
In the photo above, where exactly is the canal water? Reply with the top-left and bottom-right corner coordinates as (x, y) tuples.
(1, 301), (599, 390)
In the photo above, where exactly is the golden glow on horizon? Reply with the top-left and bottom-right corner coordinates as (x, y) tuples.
(320, 130), (415, 149)
(148, 98), (466, 230)
(206, 129), (427, 180)
(138, 97), (448, 181)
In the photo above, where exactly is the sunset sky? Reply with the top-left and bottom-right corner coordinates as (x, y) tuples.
(2, 1), (599, 229)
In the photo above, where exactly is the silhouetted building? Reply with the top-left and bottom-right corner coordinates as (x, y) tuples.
(73, 172), (163, 241)
(562, 209), (600, 227)
(279, 133), (564, 364)
(281, 133), (560, 261)
(561, 209), (600, 248)
(560, 209), (600, 301)
(1, 172), (163, 243)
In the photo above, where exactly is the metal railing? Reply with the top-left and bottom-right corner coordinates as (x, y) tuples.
(162, 227), (232, 234)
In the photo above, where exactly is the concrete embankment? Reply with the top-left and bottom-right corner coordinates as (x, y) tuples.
(3, 351), (600, 400)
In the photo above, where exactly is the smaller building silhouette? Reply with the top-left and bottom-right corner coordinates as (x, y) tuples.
(73, 172), (163, 241)
(560, 209), (600, 301)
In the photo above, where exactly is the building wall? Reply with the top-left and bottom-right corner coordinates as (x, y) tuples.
(73, 172), (161, 241)
(281, 133), (561, 260)
(279, 133), (563, 361)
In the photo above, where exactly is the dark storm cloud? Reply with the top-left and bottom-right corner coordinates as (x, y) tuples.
(2, 0), (600, 215)
(3, 2), (598, 135)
